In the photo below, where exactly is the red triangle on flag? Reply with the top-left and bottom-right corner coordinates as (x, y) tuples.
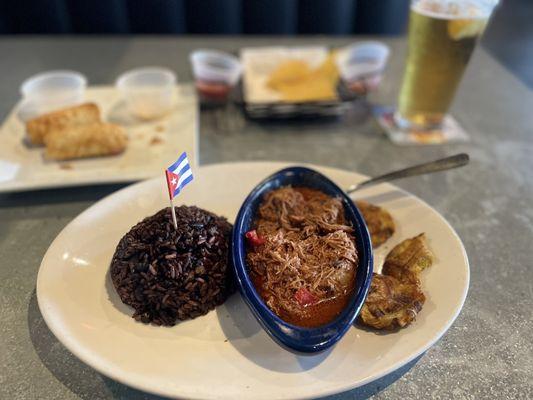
(165, 170), (181, 199)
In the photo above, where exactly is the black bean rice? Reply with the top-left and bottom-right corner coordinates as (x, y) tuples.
(110, 206), (234, 326)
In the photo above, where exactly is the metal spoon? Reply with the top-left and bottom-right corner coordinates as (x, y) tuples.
(346, 153), (469, 194)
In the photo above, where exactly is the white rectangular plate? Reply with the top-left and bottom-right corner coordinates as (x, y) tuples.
(0, 85), (198, 193)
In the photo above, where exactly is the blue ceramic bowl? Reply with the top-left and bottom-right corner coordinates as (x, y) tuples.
(232, 166), (373, 354)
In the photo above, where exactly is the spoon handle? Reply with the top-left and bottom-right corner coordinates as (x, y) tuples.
(346, 153), (469, 194)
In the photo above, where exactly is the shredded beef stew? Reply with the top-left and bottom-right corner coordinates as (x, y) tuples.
(246, 187), (359, 327)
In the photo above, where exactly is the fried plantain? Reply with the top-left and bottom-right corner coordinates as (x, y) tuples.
(382, 233), (434, 284)
(355, 200), (395, 248)
(359, 274), (425, 330)
(359, 233), (434, 330)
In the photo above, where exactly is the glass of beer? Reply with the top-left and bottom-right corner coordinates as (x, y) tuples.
(395, 0), (498, 130)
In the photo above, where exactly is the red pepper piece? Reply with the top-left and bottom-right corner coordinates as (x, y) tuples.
(245, 230), (265, 246)
(294, 287), (318, 307)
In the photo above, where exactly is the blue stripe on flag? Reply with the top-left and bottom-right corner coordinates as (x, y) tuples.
(177, 163), (190, 177)
(172, 173), (194, 197)
(167, 152), (187, 172)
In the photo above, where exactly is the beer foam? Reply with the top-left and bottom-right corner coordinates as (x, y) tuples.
(413, 0), (495, 20)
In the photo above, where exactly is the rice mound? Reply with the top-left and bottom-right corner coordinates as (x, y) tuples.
(110, 206), (234, 326)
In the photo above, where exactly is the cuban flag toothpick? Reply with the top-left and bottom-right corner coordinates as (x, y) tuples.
(165, 152), (193, 229)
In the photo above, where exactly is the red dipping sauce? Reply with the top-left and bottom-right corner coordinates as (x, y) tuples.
(195, 80), (232, 102)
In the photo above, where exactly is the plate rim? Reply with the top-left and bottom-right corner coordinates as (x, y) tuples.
(36, 161), (470, 400)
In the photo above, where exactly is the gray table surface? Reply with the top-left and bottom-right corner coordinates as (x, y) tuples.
(0, 36), (531, 400)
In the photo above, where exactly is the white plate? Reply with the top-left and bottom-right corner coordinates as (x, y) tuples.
(37, 162), (469, 400)
(0, 85), (198, 193)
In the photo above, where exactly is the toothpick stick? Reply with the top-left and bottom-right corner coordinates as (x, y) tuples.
(169, 198), (178, 230)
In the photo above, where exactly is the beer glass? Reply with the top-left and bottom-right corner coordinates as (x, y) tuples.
(395, 0), (498, 130)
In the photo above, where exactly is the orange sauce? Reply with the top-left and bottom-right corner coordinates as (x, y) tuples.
(250, 186), (356, 328)
(252, 272), (353, 327)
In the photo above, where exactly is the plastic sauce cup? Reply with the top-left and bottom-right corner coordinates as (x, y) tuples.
(190, 50), (242, 102)
(336, 42), (390, 95)
(116, 67), (177, 120)
(18, 70), (87, 122)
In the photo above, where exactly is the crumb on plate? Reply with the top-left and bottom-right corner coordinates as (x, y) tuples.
(150, 136), (164, 145)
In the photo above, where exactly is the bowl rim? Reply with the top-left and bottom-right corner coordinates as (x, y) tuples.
(189, 49), (241, 71)
(115, 66), (177, 89)
(189, 49), (242, 85)
(232, 166), (374, 354)
(20, 70), (87, 97)
(336, 41), (390, 81)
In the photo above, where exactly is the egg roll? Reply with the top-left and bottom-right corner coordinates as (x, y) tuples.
(26, 103), (100, 145)
(44, 122), (127, 160)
